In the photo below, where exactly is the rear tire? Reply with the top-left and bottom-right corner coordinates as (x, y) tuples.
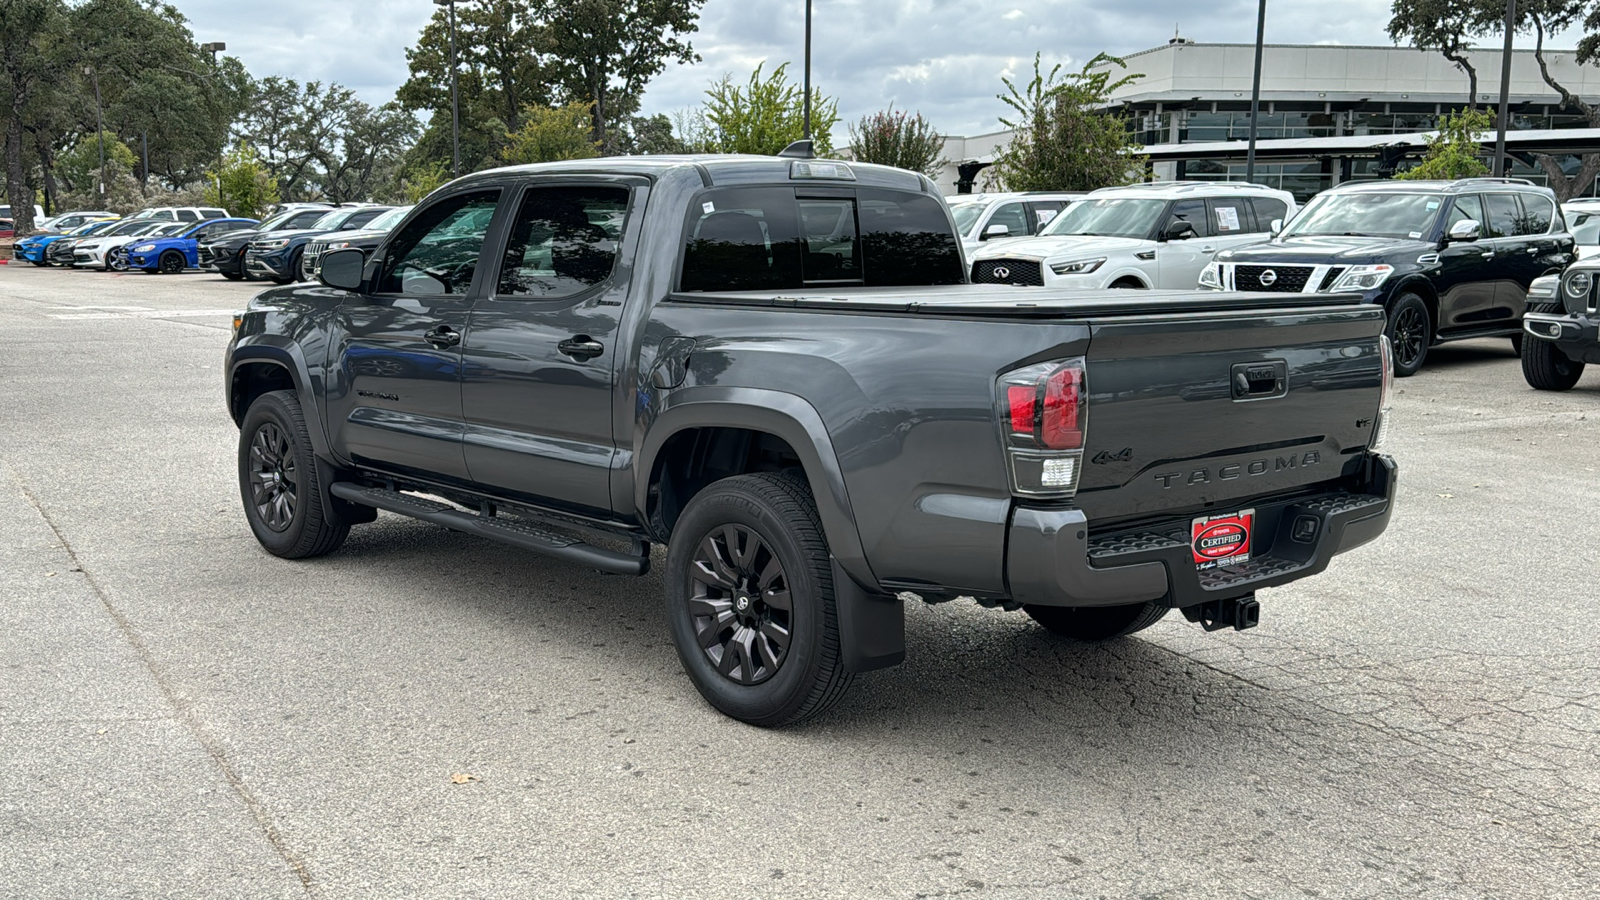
(1024, 602), (1171, 641)
(238, 390), (352, 559)
(664, 472), (852, 727)
(1386, 292), (1431, 377)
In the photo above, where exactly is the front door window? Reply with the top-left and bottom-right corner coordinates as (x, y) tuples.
(375, 190), (501, 296)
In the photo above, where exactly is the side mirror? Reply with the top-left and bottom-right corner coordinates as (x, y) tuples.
(1270, 218), (1284, 235)
(318, 247), (365, 291)
(983, 223), (1011, 239)
(1163, 220), (1197, 241)
(1447, 219), (1482, 242)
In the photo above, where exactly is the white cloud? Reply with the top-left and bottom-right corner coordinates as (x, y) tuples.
(1002, 9), (1025, 20)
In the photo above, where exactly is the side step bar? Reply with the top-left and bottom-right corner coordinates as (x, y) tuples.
(329, 483), (649, 576)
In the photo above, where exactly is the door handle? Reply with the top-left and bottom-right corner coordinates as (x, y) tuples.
(1527, 246), (1541, 254)
(1200, 246), (1217, 254)
(1480, 250), (1495, 258)
(558, 335), (605, 361)
(424, 325), (461, 349)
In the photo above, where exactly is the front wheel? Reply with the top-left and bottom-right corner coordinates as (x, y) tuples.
(238, 390), (352, 558)
(1024, 602), (1171, 641)
(106, 249), (129, 272)
(1522, 337), (1585, 391)
(1386, 292), (1431, 377)
(158, 249), (185, 274)
(664, 473), (852, 727)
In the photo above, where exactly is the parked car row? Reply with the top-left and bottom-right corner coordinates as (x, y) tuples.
(199, 203), (407, 285)
(964, 177), (1577, 377)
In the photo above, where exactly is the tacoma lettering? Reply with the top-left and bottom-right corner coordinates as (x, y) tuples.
(1155, 451), (1323, 489)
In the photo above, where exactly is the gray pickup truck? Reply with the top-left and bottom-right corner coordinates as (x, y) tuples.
(225, 154), (1398, 726)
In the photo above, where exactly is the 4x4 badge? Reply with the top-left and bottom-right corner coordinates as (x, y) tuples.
(1092, 448), (1134, 465)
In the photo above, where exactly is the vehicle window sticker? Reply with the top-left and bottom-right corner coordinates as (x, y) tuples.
(1215, 206), (1241, 232)
(702, 202), (715, 215)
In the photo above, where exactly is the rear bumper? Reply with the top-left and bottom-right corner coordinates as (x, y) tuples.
(1524, 310), (1600, 364)
(1007, 453), (1397, 608)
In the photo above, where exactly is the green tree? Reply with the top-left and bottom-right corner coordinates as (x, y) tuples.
(534, 0), (706, 151)
(702, 62), (839, 156)
(397, 0), (546, 138)
(56, 129), (136, 193)
(235, 77), (414, 202)
(502, 102), (601, 164)
(1398, 108), (1492, 179)
(401, 159), (452, 204)
(205, 145), (280, 220)
(618, 113), (687, 155)
(0, 0), (68, 233)
(993, 53), (1146, 192)
(1388, 0), (1500, 108)
(848, 107), (945, 176)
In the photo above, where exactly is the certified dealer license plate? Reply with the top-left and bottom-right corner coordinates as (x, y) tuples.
(1192, 509), (1255, 570)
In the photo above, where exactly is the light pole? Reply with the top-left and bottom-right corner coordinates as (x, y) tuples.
(84, 66), (105, 204)
(802, 0), (813, 142)
(434, 0), (461, 178)
(1493, 0), (1517, 177)
(1245, 0), (1267, 184)
(201, 42), (227, 209)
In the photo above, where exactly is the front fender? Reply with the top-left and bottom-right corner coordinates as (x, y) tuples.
(228, 338), (333, 459)
(637, 385), (878, 592)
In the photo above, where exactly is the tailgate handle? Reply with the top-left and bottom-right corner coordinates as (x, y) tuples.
(1231, 361), (1287, 401)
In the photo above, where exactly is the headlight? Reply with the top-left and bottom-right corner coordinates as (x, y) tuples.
(1329, 264), (1395, 292)
(132, 244), (156, 253)
(1564, 270), (1592, 299)
(1198, 262), (1222, 289)
(256, 238), (292, 250)
(327, 241), (353, 250)
(1049, 257), (1106, 276)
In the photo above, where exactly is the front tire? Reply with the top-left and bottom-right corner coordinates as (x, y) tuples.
(106, 249), (128, 272)
(158, 249), (185, 274)
(664, 473), (852, 727)
(238, 390), (352, 558)
(1024, 602), (1171, 641)
(1522, 337), (1585, 391)
(1386, 292), (1431, 377)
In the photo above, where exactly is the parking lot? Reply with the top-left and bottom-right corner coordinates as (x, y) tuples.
(2, 263), (1598, 899)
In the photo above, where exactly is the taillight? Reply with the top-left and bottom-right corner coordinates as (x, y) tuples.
(1372, 335), (1394, 451)
(997, 359), (1088, 497)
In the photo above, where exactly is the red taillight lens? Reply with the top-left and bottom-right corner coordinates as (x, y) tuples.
(1040, 365), (1084, 450)
(1007, 385), (1036, 435)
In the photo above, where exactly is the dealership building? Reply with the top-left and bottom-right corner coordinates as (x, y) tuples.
(935, 39), (1600, 199)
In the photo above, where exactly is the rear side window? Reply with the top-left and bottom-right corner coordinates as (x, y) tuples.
(1208, 197), (1252, 234)
(679, 187), (963, 292)
(497, 185), (629, 298)
(1249, 198), (1289, 231)
(1483, 194), (1520, 238)
(1029, 200), (1067, 230)
(177, 210), (199, 222)
(1517, 194), (1555, 235)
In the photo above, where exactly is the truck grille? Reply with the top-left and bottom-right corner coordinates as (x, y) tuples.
(973, 259), (1043, 286)
(1234, 265), (1312, 293)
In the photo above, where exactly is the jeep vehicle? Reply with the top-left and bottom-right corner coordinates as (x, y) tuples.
(1520, 264), (1599, 390)
(201, 204), (336, 280)
(1202, 178), (1574, 376)
(227, 154), (1396, 726)
(945, 191), (1082, 255)
(243, 204), (394, 284)
(300, 205), (414, 280)
(970, 182), (1295, 292)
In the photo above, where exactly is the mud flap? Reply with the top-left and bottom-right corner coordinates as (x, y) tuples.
(832, 559), (905, 673)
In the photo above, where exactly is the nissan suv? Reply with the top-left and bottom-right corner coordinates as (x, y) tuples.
(970, 182), (1295, 292)
(1201, 178), (1574, 376)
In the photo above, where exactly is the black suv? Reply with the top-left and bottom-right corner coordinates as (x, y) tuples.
(201, 204), (333, 280)
(1201, 178), (1573, 375)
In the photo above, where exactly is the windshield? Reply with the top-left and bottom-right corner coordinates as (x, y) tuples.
(1041, 198), (1167, 239)
(948, 202), (985, 237)
(71, 222), (111, 236)
(1567, 210), (1600, 246)
(1285, 192), (1444, 239)
(255, 209), (305, 230)
(363, 206), (412, 232)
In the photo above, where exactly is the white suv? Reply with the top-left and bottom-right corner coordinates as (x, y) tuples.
(946, 192), (1082, 255)
(969, 182), (1296, 290)
(128, 206), (230, 222)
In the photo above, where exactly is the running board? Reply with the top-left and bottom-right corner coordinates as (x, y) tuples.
(329, 483), (649, 576)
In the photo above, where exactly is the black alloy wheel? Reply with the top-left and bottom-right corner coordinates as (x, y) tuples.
(159, 250), (185, 274)
(688, 524), (793, 685)
(237, 389), (353, 558)
(1387, 293), (1431, 377)
(248, 421), (299, 533)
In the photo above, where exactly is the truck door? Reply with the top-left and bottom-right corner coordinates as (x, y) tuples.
(325, 187), (503, 482)
(459, 180), (641, 517)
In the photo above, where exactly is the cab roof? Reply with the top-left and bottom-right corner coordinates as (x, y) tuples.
(456, 154), (934, 194)
(1327, 177), (1555, 196)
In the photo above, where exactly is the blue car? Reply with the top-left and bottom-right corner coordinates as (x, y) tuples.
(126, 218), (260, 274)
(12, 220), (120, 266)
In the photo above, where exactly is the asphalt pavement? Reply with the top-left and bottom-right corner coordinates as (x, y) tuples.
(2, 263), (1597, 899)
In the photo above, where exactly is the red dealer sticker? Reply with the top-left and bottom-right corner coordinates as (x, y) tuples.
(1192, 509), (1255, 570)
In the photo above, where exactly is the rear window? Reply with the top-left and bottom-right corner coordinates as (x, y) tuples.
(1517, 194), (1555, 235)
(679, 187), (962, 292)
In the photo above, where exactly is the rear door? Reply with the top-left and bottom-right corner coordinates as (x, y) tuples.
(325, 187), (504, 482)
(1207, 196), (1264, 253)
(1475, 192), (1528, 328)
(1504, 192), (1562, 318)
(459, 179), (640, 516)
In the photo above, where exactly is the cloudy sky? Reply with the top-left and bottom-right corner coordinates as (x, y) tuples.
(174, 0), (1553, 139)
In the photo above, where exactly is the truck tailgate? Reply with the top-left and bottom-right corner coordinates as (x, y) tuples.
(1073, 303), (1387, 524)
